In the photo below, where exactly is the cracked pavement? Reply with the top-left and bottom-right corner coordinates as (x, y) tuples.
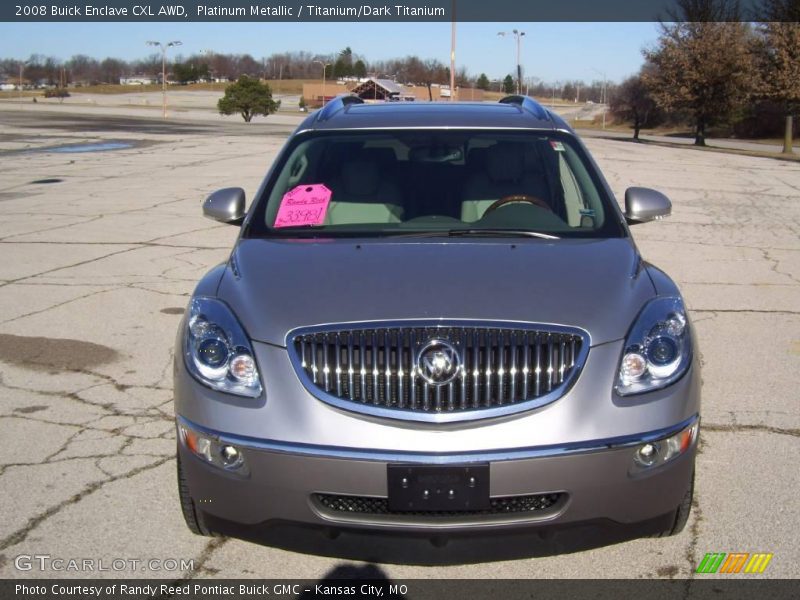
(0, 105), (797, 579)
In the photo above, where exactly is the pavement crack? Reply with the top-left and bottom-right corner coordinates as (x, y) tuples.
(692, 308), (800, 316)
(0, 455), (171, 552)
(0, 286), (121, 326)
(184, 537), (228, 579)
(702, 422), (800, 438)
(0, 245), (143, 289)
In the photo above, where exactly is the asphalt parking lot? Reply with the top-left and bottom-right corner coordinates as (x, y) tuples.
(0, 104), (797, 580)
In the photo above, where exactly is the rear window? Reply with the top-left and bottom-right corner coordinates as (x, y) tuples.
(252, 130), (623, 238)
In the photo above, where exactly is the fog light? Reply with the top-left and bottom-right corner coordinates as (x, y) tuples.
(635, 443), (659, 466)
(179, 422), (247, 473)
(220, 444), (243, 468)
(632, 421), (698, 470)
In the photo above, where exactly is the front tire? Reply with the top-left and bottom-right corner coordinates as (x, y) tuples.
(177, 453), (215, 536)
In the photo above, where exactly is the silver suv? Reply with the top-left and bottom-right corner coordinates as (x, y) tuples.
(174, 96), (700, 557)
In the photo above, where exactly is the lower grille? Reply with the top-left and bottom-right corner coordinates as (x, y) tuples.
(314, 492), (563, 517)
(290, 321), (588, 422)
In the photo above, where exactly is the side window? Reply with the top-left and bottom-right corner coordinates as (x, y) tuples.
(287, 153), (308, 188)
(560, 144), (605, 228)
(559, 155), (585, 227)
(264, 140), (313, 225)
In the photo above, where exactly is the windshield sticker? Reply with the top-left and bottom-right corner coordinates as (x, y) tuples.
(550, 141), (566, 152)
(274, 184), (332, 228)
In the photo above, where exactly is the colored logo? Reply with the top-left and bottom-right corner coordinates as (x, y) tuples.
(696, 552), (773, 574)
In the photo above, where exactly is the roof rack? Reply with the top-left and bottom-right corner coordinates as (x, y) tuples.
(498, 95), (550, 120)
(316, 94), (364, 122)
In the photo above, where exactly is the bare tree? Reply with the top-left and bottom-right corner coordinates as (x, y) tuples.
(754, 0), (800, 153)
(644, 9), (755, 145)
(610, 72), (662, 140)
(99, 58), (126, 84)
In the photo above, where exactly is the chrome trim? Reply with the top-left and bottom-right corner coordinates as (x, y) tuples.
(286, 319), (591, 424)
(176, 415), (700, 464)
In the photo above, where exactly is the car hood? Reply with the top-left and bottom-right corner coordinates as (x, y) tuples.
(218, 237), (655, 347)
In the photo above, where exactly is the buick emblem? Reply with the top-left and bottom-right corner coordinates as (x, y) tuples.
(417, 339), (461, 385)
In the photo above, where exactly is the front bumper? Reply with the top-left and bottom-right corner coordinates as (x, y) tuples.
(177, 414), (697, 532)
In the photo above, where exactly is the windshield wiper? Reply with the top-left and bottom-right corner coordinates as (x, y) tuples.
(266, 229), (560, 240)
(379, 229), (560, 240)
(447, 229), (560, 240)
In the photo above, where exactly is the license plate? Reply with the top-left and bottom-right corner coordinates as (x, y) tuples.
(387, 464), (490, 511)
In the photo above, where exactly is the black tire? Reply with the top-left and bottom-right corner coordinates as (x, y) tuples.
(659, 469), (694, 537)
(177, 453), (215, 536)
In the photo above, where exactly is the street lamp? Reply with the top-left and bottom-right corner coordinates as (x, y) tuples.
(498, 29), (525, 95)
(591, 67), (608, 130)
(146, 40), (182, 119)
(201, 49), (214, 82)
(551, 81), (561, 109)
(313, 60), (331, 106)
(18, 60), (28, 106)
(450, 0), (456, 101)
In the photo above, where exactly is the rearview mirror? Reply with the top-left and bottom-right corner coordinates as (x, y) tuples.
(624, 187), (671, 225)
(203, 187), (246, 225)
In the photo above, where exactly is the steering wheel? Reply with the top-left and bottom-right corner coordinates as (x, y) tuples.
(483, 194), (552, 214)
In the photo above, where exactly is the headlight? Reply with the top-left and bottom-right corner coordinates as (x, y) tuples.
(183, 297), (262, 398)
(616, 296), (692, 396)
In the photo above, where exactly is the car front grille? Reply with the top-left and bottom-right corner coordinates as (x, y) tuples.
(289, 322), (587, 421)
(314, 492), (563, 517)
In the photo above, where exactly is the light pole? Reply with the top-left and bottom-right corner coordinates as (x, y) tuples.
(146, 40), (182, 119)
(201, 49), (214, 82)
(498, 29), (525, 95)
(449, 0), (456, 101)
(18, 61), (28, 106)
(591, 67), (607, 130)
(313, 60), (331, 106)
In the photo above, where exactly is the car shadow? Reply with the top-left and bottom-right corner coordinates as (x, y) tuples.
(205, 513), (673, 565)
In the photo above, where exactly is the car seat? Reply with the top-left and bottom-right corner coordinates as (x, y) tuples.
(460, 142), (552, 222)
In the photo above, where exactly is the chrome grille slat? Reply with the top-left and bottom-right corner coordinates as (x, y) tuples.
(471, 330), (480, 409)
(534, 335), (542, 397)
(292, 323), (585, 420)
(323, 335), (331, 392)
(384, 330), (392, 406)
(409, 329), (417, 409)
(335, 333), (343, 397)
(397, 331), (405, 409)
(510, 331), (518, 402)
(371, 331), (379, 404)
(548, 334), (554, 392)
(347, 333), (355, 400)
(497, 331), (505, 405)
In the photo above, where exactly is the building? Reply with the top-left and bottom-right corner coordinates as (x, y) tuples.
(351, 78), (416, 102)
(302, 78), (484, 108)
(120, 75), (158, 85)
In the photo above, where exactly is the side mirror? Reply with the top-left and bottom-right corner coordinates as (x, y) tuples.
(203, 187), (246, 225)
(624, 187), (671, 225)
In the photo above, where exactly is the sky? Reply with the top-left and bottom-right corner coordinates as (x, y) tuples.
(0, 22), (661, 83)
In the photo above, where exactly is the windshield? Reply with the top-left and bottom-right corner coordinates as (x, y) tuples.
(250, 130), (624, 238)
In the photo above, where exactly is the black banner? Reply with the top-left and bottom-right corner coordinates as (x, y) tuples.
(1, 0), (794, 23)
(3, 579), (799, 600)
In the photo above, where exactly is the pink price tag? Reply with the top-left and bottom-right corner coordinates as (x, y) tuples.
(273, 184), (332, 228)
